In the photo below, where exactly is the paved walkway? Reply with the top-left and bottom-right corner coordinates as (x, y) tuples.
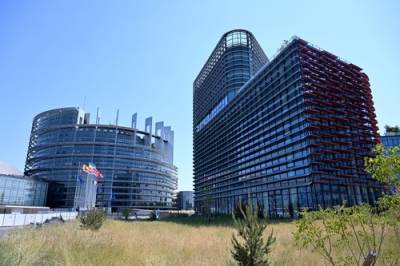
(0, 226), (22, 239)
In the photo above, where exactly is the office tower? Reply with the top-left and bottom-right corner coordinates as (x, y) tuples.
(193, 30), (381, 217)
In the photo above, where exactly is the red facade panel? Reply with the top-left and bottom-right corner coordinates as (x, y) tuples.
(298, 40), (380, 184)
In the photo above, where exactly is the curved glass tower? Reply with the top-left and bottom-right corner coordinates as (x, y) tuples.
(194, 29), (269, 131)
(25, 107), (177, 211)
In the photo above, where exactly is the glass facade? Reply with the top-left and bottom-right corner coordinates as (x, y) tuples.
(193, 31), (382, 218)
(381, 134), (400, 149)
(25, 108), (178, 211)
(0, 174), (47, 206)
(177, 191), (194, 210)
(193, 30), (268, 130)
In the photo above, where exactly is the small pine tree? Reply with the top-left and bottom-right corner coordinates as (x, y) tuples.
(235, 202), (266, 220)
(231, 204), (276, 266)
(80, 208), (106, 231)
(234, 201), (246, 219)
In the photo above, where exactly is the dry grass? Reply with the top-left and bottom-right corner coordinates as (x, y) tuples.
(0, 218), (330, 266)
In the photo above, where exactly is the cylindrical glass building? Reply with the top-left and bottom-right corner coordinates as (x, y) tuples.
(25, 107), (177, 211)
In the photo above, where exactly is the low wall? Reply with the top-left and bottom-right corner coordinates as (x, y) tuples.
(0, 212), (78, 227)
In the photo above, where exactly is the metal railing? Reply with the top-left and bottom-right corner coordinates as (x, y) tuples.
(0, 211), (78, 227)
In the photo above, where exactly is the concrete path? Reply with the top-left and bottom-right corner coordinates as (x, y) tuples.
(0, 226), (22, 239)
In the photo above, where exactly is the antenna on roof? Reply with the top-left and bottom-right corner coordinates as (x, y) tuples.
(96, 107), (100, 124)
(131, 113), (137, 129)
(115, 109), (119, 126)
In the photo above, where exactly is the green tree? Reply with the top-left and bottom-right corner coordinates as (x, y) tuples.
(366, 144), (400, 260)
(231, 204), (275, 266)
(294, 145), (400, 265)
(377, 194), (400, 265)
(365, 144), (400, 188)
(80, 208), (106, 231)
(384, 125), (400, 134)
(294, 204), (392, 266)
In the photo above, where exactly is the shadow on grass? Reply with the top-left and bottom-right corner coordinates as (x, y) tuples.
(160, 214), (295, 228)
(110, 218), (157, 223)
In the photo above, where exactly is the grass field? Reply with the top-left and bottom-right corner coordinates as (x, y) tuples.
(0, 216), (397, 266)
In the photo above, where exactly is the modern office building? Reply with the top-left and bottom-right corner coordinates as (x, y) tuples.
(0, 161), (47, 206)
(381, 127), (400, 149)
(25, 107), (178, 211)
(177, 191), (194, 210)
(193, 29), (382, 217)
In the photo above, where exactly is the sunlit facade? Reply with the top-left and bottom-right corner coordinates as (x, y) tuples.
(25, 107), (177, 211)
(0, 174), (47, 206)
(193, 30), (382, 217)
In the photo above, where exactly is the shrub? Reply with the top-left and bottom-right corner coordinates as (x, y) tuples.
(121, 208), (130, 220)
(80, 208), (106, 231)
(149, 211), (157, 221)
(294, 202), (400, 266)
(231, 204), (275, 266)
(294, 145), (400, 266)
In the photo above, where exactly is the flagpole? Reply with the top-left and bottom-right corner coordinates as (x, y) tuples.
(74, 162), (80, 210)
(85, 172), (89, 210)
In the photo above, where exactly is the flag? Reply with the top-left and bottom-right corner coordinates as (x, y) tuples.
(82, 163), (103, 178)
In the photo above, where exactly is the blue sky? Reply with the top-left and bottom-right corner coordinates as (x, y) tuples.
(0, 0), (399, 190)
